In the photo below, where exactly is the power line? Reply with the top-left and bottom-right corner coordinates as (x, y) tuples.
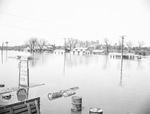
(0, 23), (40, 33)
(0, 23), (63, 39)
(0, 10), (53, 24)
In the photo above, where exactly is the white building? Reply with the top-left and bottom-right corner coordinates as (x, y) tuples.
(71, 47), (91, 55)
(53, 49), (65, 54)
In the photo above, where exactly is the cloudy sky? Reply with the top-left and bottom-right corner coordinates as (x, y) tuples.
(0, 0), (150, 46)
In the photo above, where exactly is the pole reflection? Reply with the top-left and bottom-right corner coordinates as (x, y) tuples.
(5, 49), (8, 62)
(120, 57), (123, 86)
(120, 36), (125, 86)
(1, 42), (4, 64)
(1, 50), (3, 64)
(63, 52), (66, 75)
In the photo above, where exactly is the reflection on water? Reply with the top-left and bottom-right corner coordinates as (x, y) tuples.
(1, 50), (3, 64)
(1, 51), (150, 114)
(120, 56), (123, 86)
(64, 54), (94, 68)
(71, 111), (82, 114)
(137, 59), (142, 69)
(103, 55), (109, 70)
(63, 53), (66, 75)
(5, 50), (8, 62)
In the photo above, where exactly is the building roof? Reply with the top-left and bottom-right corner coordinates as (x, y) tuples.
(93, 50), (104, 53)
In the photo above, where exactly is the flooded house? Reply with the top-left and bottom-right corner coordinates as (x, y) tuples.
(53, 49), (65, 54)
(70, 47), (91, 55)
(23, 47), (30, 52)
(92, 49), (105, 55)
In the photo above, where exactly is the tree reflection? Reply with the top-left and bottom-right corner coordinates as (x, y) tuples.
(64, 54), (92, 68)
(103, 55), (109, 70)
(137, 59), (142, 69)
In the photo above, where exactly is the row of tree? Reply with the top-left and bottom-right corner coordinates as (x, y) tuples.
(24, 38), (56, 52)
(102, 38), (145, 54)
(1, 37), (148, 55)
(64, 37), (146, 54)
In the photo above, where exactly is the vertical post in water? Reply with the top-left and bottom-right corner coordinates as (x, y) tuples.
(1, 42), (4, 64)
(63, 38), (66, 74)
(120, 36), (125, 86)
(2, 42), (4, 51)
(63, 38), (66, 53)
(27, 59), (29, 87)
(121, 36), (124, 59)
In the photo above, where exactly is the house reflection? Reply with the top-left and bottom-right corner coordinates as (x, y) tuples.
(103, 55), (109, 70)
(64, 54), (92, 68)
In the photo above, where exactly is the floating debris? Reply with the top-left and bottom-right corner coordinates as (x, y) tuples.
(70, 87), (79, 91)
(48, 87), (79, 101)
(2, 94), (11, 100)
(0, 84), (5, 87)
(61, 89), (76, 97)
(48, 92), (63, 100)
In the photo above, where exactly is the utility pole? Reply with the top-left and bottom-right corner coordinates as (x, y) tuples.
(121, 35), (126, 59)
(5, 42), (8, 50)
(120, 35), (126, 86)
(2, 42), (4, 51)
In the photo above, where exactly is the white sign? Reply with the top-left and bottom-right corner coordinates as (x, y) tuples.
(19, 58), (29, 87)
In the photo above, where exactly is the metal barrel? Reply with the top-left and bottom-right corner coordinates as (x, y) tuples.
(71, 96), (82, 112)
(89, 107), (103, 114)
(48, 92), (63, 100)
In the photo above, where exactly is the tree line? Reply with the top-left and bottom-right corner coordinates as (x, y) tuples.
(64, 37), (148, 55)
(1, 37), (150, 55)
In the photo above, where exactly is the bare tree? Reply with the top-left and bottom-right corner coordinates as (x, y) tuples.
(104, 38), (111, 54)
(126, 41), (133, 53)
(25, 38), (38, 52)
(78, 41), (85, 48)
(66, 38), (79, 50)
(85, 41), (90, 48)
(80, 41), (90, 48)
(37, 39), (47, 51)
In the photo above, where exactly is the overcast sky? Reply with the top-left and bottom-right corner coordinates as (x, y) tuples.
(0, 0), (150, 46)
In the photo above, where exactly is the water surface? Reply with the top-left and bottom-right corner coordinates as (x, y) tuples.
(0, 50), (150, 114)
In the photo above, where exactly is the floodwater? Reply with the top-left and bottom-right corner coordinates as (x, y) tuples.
(1, 50), (150, 114)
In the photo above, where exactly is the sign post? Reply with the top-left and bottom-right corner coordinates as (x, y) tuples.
(19, 56), (29, 88)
